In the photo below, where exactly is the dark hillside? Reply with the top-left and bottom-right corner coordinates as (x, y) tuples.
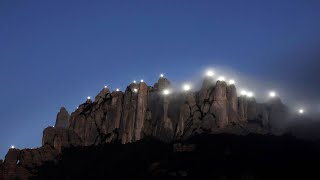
(33, 134), (320, 179)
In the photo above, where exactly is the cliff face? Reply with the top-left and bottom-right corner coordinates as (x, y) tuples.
(0, 77), (288, 179)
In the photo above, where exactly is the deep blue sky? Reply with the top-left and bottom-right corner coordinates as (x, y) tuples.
(1, 0), (320, 158)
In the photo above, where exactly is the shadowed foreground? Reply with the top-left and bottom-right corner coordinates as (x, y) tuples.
(31, 134), (320, 179)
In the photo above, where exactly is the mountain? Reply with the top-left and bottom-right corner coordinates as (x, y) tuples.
(0, 77), (290, 179)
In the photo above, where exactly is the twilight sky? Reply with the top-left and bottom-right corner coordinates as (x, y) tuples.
(1, 0), (320, 158)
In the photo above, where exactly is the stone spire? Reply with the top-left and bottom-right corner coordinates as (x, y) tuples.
(55, 107), (70, 129)
(154, 76), (171, 91)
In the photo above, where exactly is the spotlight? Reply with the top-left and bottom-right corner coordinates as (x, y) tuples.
(206, 71), (214, 77)
(218, 76), (225, 81)
(87, 96), (91, 100)
(163, 89), (170, 95)
(183, 84), (191, 91)
(229, 79), (235, 85)
(269, 91), (276, 98)
(116, 88), (120, 92)
(133, 80), (137, 83)
(160, 74), (164, 78)
(140, 79), (144, 83)
(247, 92), (254, 98)
(240, 90), (247, 96)
(133, 88), (138, 93)
(299, 109), (304, 114)
(11, 145), (15, 149)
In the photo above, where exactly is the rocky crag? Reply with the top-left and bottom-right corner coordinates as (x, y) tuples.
(0, 76), (288, 179)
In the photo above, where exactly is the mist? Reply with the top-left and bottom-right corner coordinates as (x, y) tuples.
(169, 64), (320, 121)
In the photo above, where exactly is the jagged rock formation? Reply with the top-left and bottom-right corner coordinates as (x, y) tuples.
(0, 77), (288, 179)
(42, 127), (81, 153)
(54, 107), (70, 129)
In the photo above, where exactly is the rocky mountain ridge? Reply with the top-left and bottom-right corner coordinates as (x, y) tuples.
(0, 76), (288, 179)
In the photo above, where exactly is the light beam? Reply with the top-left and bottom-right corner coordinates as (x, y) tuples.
(269, 91), (276, 98)
(299, 109), (304, 114)
(240, 90), (247, 96)
(218, 76), (225, 81)
(206, 71), (214, 77)
(247, 92), (254, 98)
(183, 84), (191, 91)
(163, 89), (170, 95)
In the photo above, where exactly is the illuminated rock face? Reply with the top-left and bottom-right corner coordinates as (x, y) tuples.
(119, 82), (148, 143)
(49, 77), (287, 146)
(227, 85), (238, 124)
(134, 82), (148, 141)
(211, 81), (229, 128)
(68, 88), (124, 146)
(119, 84), (138, 144)
(0, 77), (288, 179)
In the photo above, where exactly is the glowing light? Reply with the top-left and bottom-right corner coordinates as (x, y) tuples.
(299, 109), (304, 114)
(133, 80), (137, 83)
(87, 96), (91, 100)
(104, 86), (107, 88)
(229, 79), (235, 85)
(140, 79), (144, 83)
(133, 88), (138, 93)
(206, 71), (214, 77)
(269, 91), (276, 98)
(217, 76), (225, 81)
(163, 89), (170, 95)
(183, 84), (191, 91)
(160, 74), (164, 78)
(247, 92), (254, 98)
(11, 145), (15, 149)
(241, 90), (247, 96)
(116, 88), (120, 92)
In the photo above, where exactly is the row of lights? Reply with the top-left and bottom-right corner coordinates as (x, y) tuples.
(207, 71), (236, 85)
(206, 71), (305, 115)
(86, 76), (155, 100)
(133, 79), (144, 84)
(208, 70), (256, 98)
(207, 71), (279, 99)
(162, 84), (191, 96)
(12, 72), (308, 150)
(240, 90), (254, 98)
(86, 71), (306, 115)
